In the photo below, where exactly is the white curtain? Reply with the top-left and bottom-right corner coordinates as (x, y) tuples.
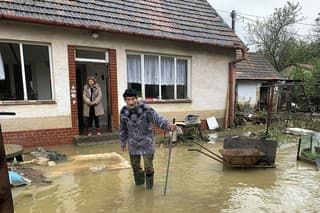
(0, 51), (5, 80)
(127, 55), (141, 83)
(128, 54), (187, 87)
(161, 56), (174, 85)
(144, 55), (159, 85)
(177, 59), (187, 85)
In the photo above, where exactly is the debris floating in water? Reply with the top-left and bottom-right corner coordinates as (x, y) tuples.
(208, 133), (218, 144)
(46, 152), (131, 176)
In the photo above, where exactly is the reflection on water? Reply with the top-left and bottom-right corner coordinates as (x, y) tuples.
(13, 135), (320, 212)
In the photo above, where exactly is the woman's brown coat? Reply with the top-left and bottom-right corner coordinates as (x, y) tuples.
(83, 83), (104, 117)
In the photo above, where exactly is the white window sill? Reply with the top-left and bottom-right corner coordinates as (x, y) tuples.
(142, 99), (192, 104)
(0, 100), (56, 105)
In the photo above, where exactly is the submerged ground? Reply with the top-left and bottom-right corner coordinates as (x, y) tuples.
(12, 126), (320, 212)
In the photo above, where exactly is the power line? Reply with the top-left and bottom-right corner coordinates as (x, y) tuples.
(216, 9), (317, 27)
(237, 14), (257, 23)
(295, 22), (317, 26)
(235, 15), (310, 38)
(216, 9), (314, 39)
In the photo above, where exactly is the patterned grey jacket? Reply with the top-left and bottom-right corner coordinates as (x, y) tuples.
(120, 102), (171, 155)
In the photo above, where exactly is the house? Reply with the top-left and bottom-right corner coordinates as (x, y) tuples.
(0, 0), (245, 146)
(235, 52), (284, 109)
(281, 64), (314, 80)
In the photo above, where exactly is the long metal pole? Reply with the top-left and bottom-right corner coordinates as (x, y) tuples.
(266, 85), (274, 136)
(192, 141), (224, 160)
(297, 137), (301, 161)
(164, 118), (175, 196)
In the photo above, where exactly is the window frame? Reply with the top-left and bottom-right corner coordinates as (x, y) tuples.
(0, 40), (54, 104)
(127, 51), (191, 101)
(74, 47), (109, 63)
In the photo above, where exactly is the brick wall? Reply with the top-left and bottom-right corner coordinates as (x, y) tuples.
(200, 119), (209, 130)
(3, 121), (207, 146)
(68, 45), (80, 132)
(2, 128), (78, 147)
(108, 49), (119, 129)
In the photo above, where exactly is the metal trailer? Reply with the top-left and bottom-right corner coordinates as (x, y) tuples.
(188, 141), (276, 168)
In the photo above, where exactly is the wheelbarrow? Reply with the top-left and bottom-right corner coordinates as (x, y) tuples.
(188, 142), (275, 168)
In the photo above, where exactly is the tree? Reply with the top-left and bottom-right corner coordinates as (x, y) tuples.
(281, 38), (309, 65)
(312, 12), (320, 41)
(246, 1), (303, 72)
(309, 12), (320, 62)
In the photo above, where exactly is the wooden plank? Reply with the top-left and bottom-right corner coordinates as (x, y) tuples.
(0, 124), (14, 213)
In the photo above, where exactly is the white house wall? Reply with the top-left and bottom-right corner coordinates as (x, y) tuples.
(0, 21), (234, 132)
(237, 80), (262, 107)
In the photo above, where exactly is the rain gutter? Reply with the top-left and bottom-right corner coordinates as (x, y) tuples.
(227, 46), (247, 128)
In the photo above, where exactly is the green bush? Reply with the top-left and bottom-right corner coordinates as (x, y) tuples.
(301, 151), (320, 160)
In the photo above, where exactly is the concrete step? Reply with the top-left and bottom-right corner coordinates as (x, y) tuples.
(73, 132), (120, 146)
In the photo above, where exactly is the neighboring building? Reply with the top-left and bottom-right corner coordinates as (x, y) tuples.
(281, 64), (314, 79)
(0, 0), (245, 146)
(235, 52), (284, 109)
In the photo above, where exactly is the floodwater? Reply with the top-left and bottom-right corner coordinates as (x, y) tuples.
(12, 135), (320, 213)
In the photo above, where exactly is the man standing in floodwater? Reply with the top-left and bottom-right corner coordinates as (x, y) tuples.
(119, 89), (176, 190)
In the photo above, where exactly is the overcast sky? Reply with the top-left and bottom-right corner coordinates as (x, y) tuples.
(207, 0), (319, 50)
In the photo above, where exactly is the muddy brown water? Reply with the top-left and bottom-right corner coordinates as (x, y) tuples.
(12, 135), (320, 212)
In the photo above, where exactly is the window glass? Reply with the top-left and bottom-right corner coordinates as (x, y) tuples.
(177, 59), (188, 99)
(0, 42), (52, 101)
(126, 53), (189, 100)
(145, 55), (159, 99)
(161, 57), (174, 99)
(0, 42), (24, 100)
(23, 44), (52, 100)
(76, 49), (105, 60)
(127, 54), (142, 97)
(0, 48), (4, 80)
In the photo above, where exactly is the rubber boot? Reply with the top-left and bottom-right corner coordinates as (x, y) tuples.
(96, 128), (101, 136)
(145, 174), (153, 190)
(134, 171), (145, 186)
(87, 128), (92, 136)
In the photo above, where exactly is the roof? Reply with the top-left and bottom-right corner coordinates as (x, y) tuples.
(281, 64), (314, 79)
(236, 52), (284, 80)
(297, 64), (314, 70)
(0, 0), (244, 49)
(285, 64), (314, 70)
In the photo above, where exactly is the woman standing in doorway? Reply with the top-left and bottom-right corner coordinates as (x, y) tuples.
(83, 76), (104, 136)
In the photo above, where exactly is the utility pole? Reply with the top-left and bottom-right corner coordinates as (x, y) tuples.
(230, 10), (236, 32)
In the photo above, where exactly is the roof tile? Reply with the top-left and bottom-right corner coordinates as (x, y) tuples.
(0, 0), (244, 48)
(236, 52), (284, 80)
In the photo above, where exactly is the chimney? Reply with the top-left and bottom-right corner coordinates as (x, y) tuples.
(230, 10), (236, 32)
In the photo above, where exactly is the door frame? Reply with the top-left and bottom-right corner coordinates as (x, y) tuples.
(75, 48), (110, 134)
(68, 46), (119, 136)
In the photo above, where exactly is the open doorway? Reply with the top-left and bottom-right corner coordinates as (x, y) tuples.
(75, 49), (110, 135)
(259, 84), (268, 110)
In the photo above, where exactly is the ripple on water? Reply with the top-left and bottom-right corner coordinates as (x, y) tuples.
(12, 141), (320, 212)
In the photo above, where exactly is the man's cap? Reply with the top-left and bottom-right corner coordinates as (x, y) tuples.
(123, 88), (137, 98)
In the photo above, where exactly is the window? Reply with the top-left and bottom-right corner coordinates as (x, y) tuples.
(0, 42), (52, 101)
(75, 49), (108, 63)
(127, 53), (189, 100)
(127, 55), (142, 97)
(145, 55), (159, 99)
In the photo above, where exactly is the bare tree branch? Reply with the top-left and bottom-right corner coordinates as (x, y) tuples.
(245, 1), (302, 71)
